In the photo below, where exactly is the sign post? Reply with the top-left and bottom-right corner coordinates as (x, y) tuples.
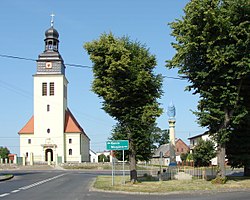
(106, 140), (129, 186)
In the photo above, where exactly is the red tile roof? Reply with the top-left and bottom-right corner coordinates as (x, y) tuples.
(64, 109), (85, 133)
(18, 116), (34, 134)
(18, 109), (89, 139)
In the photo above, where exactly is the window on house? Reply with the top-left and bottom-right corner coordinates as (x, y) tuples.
(69, 149), (72, 155)
(177, 148), (179, 152)
(26, 152), (29, 157)
(42, 82), (47, 96)
(28, 139), (31, 144)
(47, 104), (50, 112)
(47, 129), (50, 134)
(50, 82), (54, 96)
(69, 138), (72, 144)
(181, 148), (184, 152)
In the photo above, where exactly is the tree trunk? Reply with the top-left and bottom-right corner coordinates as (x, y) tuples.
(244, 165), (250, 176)
(217, 143), (226, 178)
(129, 146), (137, 183)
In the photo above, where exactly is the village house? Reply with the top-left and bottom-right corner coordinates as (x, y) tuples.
(151, 138), (190, 166)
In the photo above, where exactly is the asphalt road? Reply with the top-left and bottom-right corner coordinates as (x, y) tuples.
(0, 170), (249, 200)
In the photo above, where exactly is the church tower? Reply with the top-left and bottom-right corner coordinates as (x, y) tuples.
(33, 16), (68, 163)
(19, 16), (90, 164)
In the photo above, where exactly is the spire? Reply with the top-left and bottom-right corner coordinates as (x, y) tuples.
(50, 13), (55, 27)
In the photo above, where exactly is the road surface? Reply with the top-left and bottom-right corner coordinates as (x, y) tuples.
(0, 170), (249, 200)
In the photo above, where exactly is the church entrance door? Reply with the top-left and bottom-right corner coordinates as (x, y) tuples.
(45, 149), (53, 162)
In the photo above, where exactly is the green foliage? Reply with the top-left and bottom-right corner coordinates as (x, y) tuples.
(193, 139), (216, 167)
(180, 152), (189, 162)
(0, 147), (10, 159)
(151, 128), (169, 148)
(186, 153), (194, 161)
(84, 33), (163, 127)
(98, 154), (110, 163)
(167, 0), (250, 143)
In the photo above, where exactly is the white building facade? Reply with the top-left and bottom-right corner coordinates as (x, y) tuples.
(18, 20), (90, 164)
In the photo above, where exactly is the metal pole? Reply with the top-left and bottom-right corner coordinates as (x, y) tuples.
(112, 155), (114, 186)
(123, 150), (125, 184)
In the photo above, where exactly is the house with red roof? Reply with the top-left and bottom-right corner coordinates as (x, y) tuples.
(18, 18), (90, 164)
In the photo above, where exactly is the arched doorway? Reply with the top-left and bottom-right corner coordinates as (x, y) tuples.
(45, 149), (53, 162)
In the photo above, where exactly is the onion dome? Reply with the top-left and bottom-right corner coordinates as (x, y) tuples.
(45, 26), (59, 39)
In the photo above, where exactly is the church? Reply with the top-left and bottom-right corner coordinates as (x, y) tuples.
(18, 17), (90, 164)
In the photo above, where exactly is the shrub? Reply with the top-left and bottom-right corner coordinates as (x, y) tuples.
(211, 177), (227, 184)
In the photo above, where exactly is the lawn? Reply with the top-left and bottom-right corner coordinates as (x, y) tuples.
(93, 175), (250, 193)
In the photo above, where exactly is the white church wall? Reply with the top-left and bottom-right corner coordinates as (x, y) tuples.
(33, 75), (67, 162)
(20, 134), (34, 162)
(65, 133), (81, 163)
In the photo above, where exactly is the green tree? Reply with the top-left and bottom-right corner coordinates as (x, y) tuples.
(98, 154), (110, 162)
(152, 128), (169, 148)
(186, 153), (193, 162)
(0, 147), (10, 159)
(180, 152), (189, 162)
(84, 33), (163, 182)
(167, 0), (250, 177)
(193, 139), (216, 167)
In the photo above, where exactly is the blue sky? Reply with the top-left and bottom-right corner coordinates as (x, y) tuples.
(0, 0), (206, 155)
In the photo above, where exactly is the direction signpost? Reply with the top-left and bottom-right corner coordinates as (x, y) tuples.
(106, 140), (129, 186)
(106, 140), (129, 151)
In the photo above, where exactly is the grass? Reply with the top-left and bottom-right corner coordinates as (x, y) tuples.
(93, 175), (250, 193)
(0, 174), (14, 181)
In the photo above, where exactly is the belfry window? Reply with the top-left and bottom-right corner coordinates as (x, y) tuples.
(48, 41), (53, 50)
(53, 41), (57, 51)
(42, 82), (47, 96)
(50, 82), (54, 96)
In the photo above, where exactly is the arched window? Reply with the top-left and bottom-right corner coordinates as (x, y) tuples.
(69, 149), (72, 155)
(69, 138), (72, 144)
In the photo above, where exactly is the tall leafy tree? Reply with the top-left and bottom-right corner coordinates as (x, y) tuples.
(167, 0), (250, 178)
(84, 33), (163, 182)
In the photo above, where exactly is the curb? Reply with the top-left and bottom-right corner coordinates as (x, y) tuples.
(0, 175), (14, 182)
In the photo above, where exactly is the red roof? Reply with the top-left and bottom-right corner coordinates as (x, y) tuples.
(64, 109), (84, 133)
(18, 116), (34, 134)
(19, 109), (88, 138)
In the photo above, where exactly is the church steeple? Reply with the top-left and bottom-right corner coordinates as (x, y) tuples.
(44, 14), (59, 52)
(36, 14), (65, 75)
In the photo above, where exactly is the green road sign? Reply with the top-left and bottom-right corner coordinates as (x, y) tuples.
(106, 140), (129, 150)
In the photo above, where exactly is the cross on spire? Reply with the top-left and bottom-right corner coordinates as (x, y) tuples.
(50, 13), (55, 27)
